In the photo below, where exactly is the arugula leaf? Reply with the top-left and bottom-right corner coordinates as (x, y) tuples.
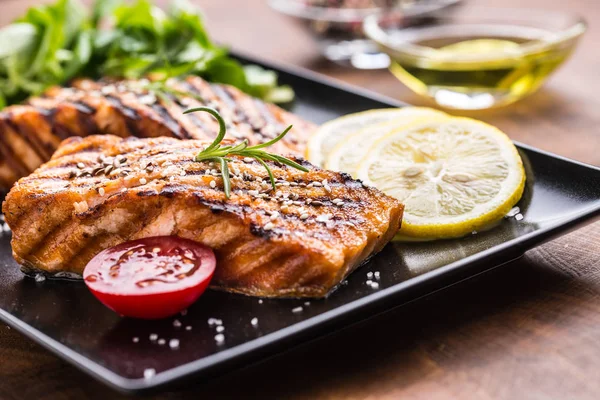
(0, 0), (294, 109)
(0, 23), (38, 60)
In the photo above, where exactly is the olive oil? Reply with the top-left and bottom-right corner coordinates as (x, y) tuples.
(389, 25), (576, 109)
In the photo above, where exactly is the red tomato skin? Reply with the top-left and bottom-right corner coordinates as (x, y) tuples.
(83, 236), (215, 319)
(88, 279), (211, 319)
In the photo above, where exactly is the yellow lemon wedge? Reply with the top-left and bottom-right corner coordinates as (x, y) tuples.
(325, 107), (449, 175)
(306, 109), (411, 168)
(356, 117), (526, 240)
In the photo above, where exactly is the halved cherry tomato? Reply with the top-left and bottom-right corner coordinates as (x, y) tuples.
(83, 236), (215, 319)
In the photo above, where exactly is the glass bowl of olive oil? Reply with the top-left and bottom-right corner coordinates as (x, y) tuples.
(363, 7), (586, 109)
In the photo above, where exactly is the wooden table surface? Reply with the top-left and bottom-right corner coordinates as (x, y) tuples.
(1, 0), (599, 399)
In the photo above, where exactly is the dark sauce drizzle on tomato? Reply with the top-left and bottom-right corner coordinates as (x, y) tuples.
(85, 244), (202, 288)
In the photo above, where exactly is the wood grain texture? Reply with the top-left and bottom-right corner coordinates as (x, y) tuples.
(0, 0), (599, 399)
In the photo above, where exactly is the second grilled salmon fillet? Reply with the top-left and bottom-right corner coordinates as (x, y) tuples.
(0, 76), (315, 190)
(3, 135), (403, 298)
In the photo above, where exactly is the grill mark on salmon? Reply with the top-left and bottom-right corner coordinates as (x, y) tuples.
(3, 135), (403, 298)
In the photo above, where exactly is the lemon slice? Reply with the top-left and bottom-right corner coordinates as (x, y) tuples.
(325, 107), (448, 175)
(356, 117), (526, 240)
(306, 109), (410, 167)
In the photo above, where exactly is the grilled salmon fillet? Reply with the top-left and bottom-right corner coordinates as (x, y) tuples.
(3, 135), (403, 298)
(0, 76), (314, 190)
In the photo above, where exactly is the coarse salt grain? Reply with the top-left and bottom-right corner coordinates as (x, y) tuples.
(258, 299), (263, 304)
(158, 338), (166, 345)
(371, 282), (380, 289)
(215, 333), (225, 343)
(98, 187), (105, 196)
(185, 326), (192, 331)
(149, 333), (158, 341)
(132, 337), (139, 343)
(143, 368), (156, 380)
(515, 213), (524, 221)
(35, 274), (45, 283)
(251, 317), (258, 326)
(216, 326), (225, 333)
(367, 272), (373, 279)
(374, 271), (381, 279)
(264, 222), (275, 230)
(292, 306), (303, 313)
(169, 339), (180, 349)
(173, 319), (182, 328)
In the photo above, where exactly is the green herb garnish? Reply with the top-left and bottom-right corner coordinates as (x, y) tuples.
(184, 107), (308, 198)
(0, 0), (294, 109)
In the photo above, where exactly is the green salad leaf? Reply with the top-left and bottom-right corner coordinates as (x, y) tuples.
(0, 0), (294, 109)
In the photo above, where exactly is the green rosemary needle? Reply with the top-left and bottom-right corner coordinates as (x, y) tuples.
(183, 106), (309, 198)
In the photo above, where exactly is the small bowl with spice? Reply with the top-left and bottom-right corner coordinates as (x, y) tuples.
(268, 0), (461, 69)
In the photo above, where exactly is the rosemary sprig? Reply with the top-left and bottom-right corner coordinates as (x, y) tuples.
(183, 107), (309, 198)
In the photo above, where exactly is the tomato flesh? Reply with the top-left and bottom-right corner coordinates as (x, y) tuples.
(83, 236), (216, 319)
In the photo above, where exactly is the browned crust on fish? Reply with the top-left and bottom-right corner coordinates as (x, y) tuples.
(0, 76), (314, 190)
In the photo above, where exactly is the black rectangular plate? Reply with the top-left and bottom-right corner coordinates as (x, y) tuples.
(1, 52), (599, 394)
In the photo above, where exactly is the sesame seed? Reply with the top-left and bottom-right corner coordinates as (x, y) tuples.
(215, 333), (225, 344)
(281, 205), (289, 212)
(158, 338), (166, 345)
(243, 157), (254, 163)
(98, 187), (105, 196)
(143, 368), (156, 380)
(210, 180), (217, 188)
(316, 214), (331, 222)
(149, 333), (158, 341)
(322, 179), (328, 185)
(251, 318), (258, 326)
(269, 211), (280, 220)
(264, 222), (275, 230)
(139, 178), (147, 185)
(180, 170), (186, 176)
(300, 213), (309, 220)
(248, 190), (259, 196)
(292, 306), (303, 313)
(121, 188), (127, 193)
(324, 185), (332, 193)
(173, 319), (182, 328)
(169, 339), (180, 349)
(312, 182), (322, 187)
(304, 301), (310, 306)
(307, 183), (314, 188)
(282, 182), (290, 187)
(77, 162), (85, 169)
(132, 337), (139, 343)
